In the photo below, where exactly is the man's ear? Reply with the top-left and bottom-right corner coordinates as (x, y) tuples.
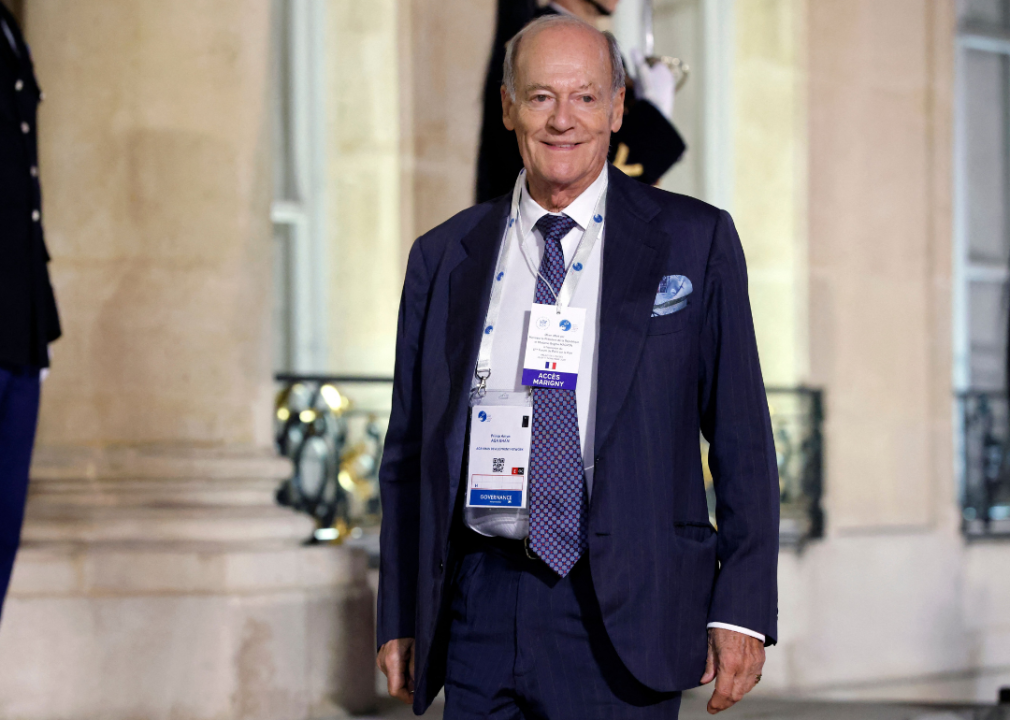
(610, 86), (626, 133)
(501, 85), (516, 131)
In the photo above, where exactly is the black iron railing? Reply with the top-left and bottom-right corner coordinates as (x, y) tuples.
(273, 375), (825, 546)
(700, 387), (825, 546)
(767, 387), (825, 544)
(958, 391), (1010, 537)
(273, 375), (392, 544)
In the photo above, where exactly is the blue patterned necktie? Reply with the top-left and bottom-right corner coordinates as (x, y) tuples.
(528, 213), (587, 577)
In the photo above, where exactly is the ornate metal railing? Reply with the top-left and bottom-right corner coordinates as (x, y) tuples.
(700, 387), (825, 546)
(767, 387), (825, 544)
(958, 391), (1010, 537)
(274, 376), (825, 546)
(273, 375), (391, 546)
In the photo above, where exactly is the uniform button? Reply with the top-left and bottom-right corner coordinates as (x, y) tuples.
(20, 122), (29, 134)
(31, 209), (40, 222)
(14, 79), (24, 92)
(30, 166), (38, 178)
(438, 560), (444, 572)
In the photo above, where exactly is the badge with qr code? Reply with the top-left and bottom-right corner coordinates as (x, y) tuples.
(466, 394), (532, 508)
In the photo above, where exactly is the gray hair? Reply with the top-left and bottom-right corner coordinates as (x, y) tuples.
(502, 14), (626, 101)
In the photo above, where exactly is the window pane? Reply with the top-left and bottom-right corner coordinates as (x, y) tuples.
(273, 223), (295, 373)
(969, 280), (1009, 389)
(271, 0), (297, 202)
(965, 49), (1010, 266)
(960, 0), (1007, 26)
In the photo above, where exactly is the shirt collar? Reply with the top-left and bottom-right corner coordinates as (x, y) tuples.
(519, 165), (608, 237)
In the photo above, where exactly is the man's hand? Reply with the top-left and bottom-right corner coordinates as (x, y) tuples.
(699, 627), (765, 714)
(377, 637), (415, 704)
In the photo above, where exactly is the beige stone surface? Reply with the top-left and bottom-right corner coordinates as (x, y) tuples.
(806, 0), (954, 530)
(325, 0), (403, 377)
(317, 0), (495, 381)
(400, 0), (496, 245)
(27, 0), (276, 449)
(0, 584), (374, 719)
(718, 0), (1010, 702)
(2, 2), (377, 718)
(767, 533), (971, 694)
(964, 542), (1010, 668)
(733, 0), (809, 387)
(0, 457), (377, 719)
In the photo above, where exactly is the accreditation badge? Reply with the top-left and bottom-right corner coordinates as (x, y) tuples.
(466, 391), (532, 509)
(521, 303), (586, 390)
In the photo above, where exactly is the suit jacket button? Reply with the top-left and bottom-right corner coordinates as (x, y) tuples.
(21, 122), (30, 134)
(14, 79), (23, 92)
(438, 561), (444, 572)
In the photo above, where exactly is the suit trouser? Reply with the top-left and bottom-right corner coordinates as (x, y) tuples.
(443, 530), (682, 720)
(0, 364), (41, 620)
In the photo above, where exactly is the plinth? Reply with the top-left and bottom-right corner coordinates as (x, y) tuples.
(0, 446), (376, 719)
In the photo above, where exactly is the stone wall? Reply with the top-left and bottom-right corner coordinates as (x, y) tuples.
(0, 2), (375, 718)
(759, 0), (1008, 701)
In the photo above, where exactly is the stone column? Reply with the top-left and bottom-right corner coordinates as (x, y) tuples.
(733, 0), (810, 388)
(400, 0), (495, 244)
(0, 2), (374, 718)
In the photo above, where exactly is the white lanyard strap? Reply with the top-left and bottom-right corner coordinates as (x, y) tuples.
(474, 172), (524, 393)
(473, 171), (607, 394)
(517, 187), (606, 312)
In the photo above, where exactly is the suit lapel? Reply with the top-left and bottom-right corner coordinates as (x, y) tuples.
(444, 198), (510, 510)
(594, 167), (664, 457)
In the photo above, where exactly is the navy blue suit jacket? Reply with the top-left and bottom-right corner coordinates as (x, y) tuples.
(378, 165), (779, 713)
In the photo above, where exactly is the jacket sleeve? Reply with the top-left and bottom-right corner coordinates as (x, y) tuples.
(376, 238), (433, 649)
(698, 210), (780, 645)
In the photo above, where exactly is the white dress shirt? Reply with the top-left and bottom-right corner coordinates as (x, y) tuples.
(462, 166), (765, 644)
(464, 166), (607, 539)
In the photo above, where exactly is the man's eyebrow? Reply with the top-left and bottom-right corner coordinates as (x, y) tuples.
(523, 82), (595, 93)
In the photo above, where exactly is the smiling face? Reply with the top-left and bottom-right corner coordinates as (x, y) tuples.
(502, 23), (624, 210)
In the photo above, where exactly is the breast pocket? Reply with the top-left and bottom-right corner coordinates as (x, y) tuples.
(647, 307), (688, 336)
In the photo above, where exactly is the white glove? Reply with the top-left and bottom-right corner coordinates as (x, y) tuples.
(41, 344), (51, 382)
(630, 47), (675, 122)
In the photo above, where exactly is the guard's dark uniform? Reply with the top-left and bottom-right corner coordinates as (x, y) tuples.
(0, 3), (59, 368)
(0, 2), (60, 619)
(475, 2), (687, 203)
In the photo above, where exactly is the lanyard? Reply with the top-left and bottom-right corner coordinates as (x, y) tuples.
(473, 170), (607, 394)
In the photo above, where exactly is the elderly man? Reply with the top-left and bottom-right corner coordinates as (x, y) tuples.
(378, 15), (778, 720)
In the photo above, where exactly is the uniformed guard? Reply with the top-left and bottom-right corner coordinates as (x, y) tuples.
(0, 2), (61, 620)
(476, 0), (686, 203)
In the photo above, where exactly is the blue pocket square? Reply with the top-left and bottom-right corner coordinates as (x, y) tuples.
(652, 275), (692, 317)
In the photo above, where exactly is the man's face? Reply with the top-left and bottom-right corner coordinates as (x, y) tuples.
(502, 25), (624, 193)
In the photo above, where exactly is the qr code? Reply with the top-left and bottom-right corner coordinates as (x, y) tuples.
(492, 458), (505, 473)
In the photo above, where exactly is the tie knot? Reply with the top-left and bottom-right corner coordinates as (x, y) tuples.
(535, 214), (577, 243)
